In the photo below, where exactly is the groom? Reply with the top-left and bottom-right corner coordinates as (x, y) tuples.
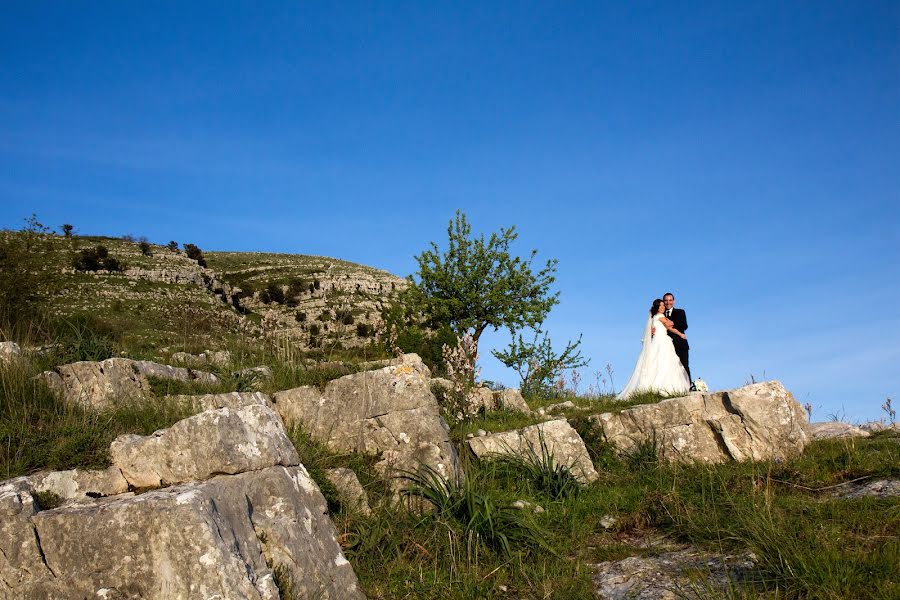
(663, 292), (692, 387)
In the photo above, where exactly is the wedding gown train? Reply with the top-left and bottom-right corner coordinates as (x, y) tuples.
(617, 313), (690, 399)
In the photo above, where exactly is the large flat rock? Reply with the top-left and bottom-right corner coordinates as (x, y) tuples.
(2, 466), (363, 599)
(467, 419), (599, 484)
(273, 354), (460, 486)
(590, 381), (810, 463)
(111, 404), (299, 489)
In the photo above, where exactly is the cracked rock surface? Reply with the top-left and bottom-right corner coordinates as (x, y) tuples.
(40, 358), (220, 409)
(111, 404), (299, 489)
(2, 466), (363, 600)
(590, 381), (810, 463)
(273, 353), (460, 487)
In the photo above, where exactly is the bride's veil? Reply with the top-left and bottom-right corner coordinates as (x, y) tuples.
(641, 315), (653, 346)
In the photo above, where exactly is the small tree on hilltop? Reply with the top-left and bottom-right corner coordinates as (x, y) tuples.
(167, 241), (179, 252)
(61, 223), (74, 238)
(406, 210), (560, 364)
(492, 328), (588, 398)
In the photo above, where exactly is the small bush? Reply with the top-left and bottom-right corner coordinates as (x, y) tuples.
(183, 243), (207, 267)
(138, 239), (152, 256)
(356, 323), (373, 337)
(72, 245), (125, 272)
(166, 241), (179, 252)
(295, 312), (307, 323)
(260, 283), (285, 305)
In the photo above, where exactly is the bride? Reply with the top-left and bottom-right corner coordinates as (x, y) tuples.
(617, 298), (690, 399)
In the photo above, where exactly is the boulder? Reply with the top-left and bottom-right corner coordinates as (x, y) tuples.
(589, 381), (810, 463)
(466, 419), (599, 484)
(3, 466), (363, 599)
(0, 342), (22, 365)
(495, 388), (531, 413)
(40, 358), (220, 409)
(324, 468), (372, 515)
(809, 421), (870, 440)
(273, 356), (460, 488)
(463, 387), (531, 417)
(27, 466), (128, 504)
(110, 404), (299, 489)
(0, 478), (52, 592)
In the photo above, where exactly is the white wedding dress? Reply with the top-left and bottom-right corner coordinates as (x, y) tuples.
(617, 313), (690, 399)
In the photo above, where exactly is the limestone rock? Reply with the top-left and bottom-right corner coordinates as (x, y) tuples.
(167, 391), (273, 413)
(859, 421), (900, 433)
(273, 357), (460, 488)
(110, 404), (299, 489)
(463, 387), (531, 416)
(495, 388), (531, 413)
(27, 466), (127, 504)
(589, 381), (810, 463)
(809, 421), (870, 440)
(5, 466), (363, 599)
(40, 358), (220, 410)
(466, 419), (599, 484)
(0, 478), (52, 592)
(234, 366), (274, 389)
(545, 400), (576, 413)
(0, 342), (22, 365)
(593, 548), (756, 599)
(324, 468), (372, 515)
(360, 353), (431, 377)
(171, 349), (232, 367)
(465, 386), (495, 415)
(833, 479), (900, 500)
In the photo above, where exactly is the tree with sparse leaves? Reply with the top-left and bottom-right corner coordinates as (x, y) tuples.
(405, 210), (559, 362)
(492, 328), (588, 398)
(61, 223), (74, 238)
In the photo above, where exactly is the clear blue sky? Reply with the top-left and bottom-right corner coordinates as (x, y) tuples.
(2, 2), (897, 421)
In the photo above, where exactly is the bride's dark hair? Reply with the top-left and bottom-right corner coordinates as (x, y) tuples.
(650, 298), (664, 316)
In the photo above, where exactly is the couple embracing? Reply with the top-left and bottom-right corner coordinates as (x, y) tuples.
(617, 292), (692, 399)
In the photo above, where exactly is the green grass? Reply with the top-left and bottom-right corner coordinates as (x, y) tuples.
(0, 360), (195, 478)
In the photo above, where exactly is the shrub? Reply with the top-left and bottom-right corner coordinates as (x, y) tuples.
(138, 239), (152, 256)
(60, 223), (73, 238)
(183, 243), (207, 267)
(356, 323), (373, 337)
(166, 241), (179, 252)
(72, 245), (125, 272)
(287, 278), (306, 298)
(260, 283), (285, 305)
(295, 312), (307, 323)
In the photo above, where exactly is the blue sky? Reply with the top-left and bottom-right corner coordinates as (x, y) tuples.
(2, 2), (897, 421)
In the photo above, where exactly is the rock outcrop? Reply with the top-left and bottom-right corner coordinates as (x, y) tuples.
(809, 421), (870, 440)
(589, 381), (809, 463)
(2, 466), (363, 599)
(466, 419), (599, 484)
(273, 354), (461, 487)
(40, 358), (220, 409)
(110, 404), (299, 489)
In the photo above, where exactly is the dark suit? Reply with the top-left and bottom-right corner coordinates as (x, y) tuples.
(666, 308), (691, 383)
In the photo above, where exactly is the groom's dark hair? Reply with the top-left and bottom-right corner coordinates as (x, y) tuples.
(663, 292), (674, 300)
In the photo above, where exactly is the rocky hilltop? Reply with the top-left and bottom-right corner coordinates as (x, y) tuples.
(30, 234), (406, 354)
